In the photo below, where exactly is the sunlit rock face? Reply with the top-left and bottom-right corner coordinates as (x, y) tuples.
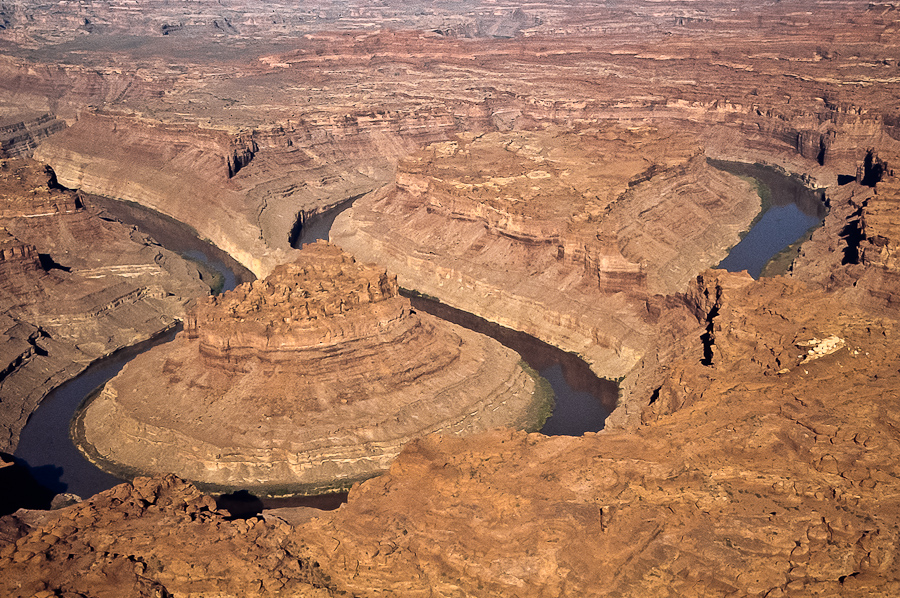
(6, 2), (900, 597)
(332, 126), (760, 380)
(78, 242), (549, 495)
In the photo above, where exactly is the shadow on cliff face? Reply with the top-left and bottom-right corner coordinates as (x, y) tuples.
(404, 292), (619, 435)
(0, 453), (56, 516)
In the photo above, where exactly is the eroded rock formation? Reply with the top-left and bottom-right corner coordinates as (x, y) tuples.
(0, 475), (335, 597)
(3, 1), (900, 597)
(0, 157), (208, 451)
(77, 242), (549, 495)
(332, 127), (759, 381)
(0, 113), (66, 159)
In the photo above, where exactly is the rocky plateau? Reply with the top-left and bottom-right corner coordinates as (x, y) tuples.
(2, 0), (900, 597)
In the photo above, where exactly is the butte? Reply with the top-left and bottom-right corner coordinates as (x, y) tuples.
(75, 241), (550, 495)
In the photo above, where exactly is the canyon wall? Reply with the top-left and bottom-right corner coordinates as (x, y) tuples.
(77, 242), (549, 495)
(0, 158), (209, 452)
(3, 2), (900, 597)
(4, 3), (895, 285)
(332, 128), (759, 383)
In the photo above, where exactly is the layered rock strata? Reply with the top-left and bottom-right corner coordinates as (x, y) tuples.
(4, 2), (900, 596)
(294, 258), (900, 596)
(332, 127), (760, 380)
(9, 2), (897, 279)
(32, 113), (290, 277)
(0, 158), (208, 451)
(0, 113), (66, 159)
(78, 242), (548, 494)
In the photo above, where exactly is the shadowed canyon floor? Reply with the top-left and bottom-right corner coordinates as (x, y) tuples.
(2, 1), (900, 597)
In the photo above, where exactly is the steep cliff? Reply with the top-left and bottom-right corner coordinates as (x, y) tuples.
(332, 127), (759, 381)
(77, 242), (549, 495)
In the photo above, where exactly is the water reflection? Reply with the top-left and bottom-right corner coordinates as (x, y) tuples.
(710, 160), (826, 278)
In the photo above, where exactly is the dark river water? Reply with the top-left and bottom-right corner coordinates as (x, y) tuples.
(88, 194), (255, 291)
(14, 161), (823, 508)
(14, 328), (180, 499)
(13, 196), (619, 511)
(710, 160), (827, 278)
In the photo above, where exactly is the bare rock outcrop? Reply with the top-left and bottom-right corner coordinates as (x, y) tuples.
(0, 475), (334, 598)
(5, 2), (900, 596)
(0, 113), (66, 159)
(332, 127), (759, 380)
(297, 268), (900, 597)
(0, 157), (209, 451)
(77, 242), (549, 495)
(32, 113), (288, 277)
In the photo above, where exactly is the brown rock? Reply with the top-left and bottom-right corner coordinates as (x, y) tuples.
(332, 127), (759, 382)
(77, 242), (550, 494)
(0, 475), (334, 598)
(0, 157), (209, 451)
(299, 270), (900, 596)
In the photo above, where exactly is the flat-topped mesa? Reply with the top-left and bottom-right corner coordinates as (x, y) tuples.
(384, 127), (754, 296)
(0, 159), (81, 218)
(77, 241), (549, 494)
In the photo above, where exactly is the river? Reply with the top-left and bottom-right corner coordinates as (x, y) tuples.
(711, 160), (827, 278)
(13, 161), (826, 507)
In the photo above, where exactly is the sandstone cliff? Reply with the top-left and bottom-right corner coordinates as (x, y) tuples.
(32, 113), (290, 277)
(77, 242), (549, 495)
(332, 127), (759, 383)
(0, 158), (209, 451)
(5, 2), (894, 283)
(0, 113), (66, 159)
(3, 1), (900, 596)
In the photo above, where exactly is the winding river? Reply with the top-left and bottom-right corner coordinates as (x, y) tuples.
(710, 160), (827, 278)
(13, 161), (827, 507)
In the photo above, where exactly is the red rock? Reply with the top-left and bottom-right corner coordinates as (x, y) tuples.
(77, 242), (550, 494)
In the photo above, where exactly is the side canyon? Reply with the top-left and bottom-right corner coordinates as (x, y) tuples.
(2, 1), (900, 597)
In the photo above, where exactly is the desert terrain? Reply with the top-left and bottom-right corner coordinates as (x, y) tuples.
(2, 0), (900, 596)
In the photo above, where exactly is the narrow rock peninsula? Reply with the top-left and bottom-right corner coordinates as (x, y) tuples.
(77, 241), (550, 495)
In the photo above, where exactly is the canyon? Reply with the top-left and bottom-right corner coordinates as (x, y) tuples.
(332, 126), (760, 384)
(0, 157), (208, 454)
(77, 241), (548, 495)
(1, 0), (900, 596)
